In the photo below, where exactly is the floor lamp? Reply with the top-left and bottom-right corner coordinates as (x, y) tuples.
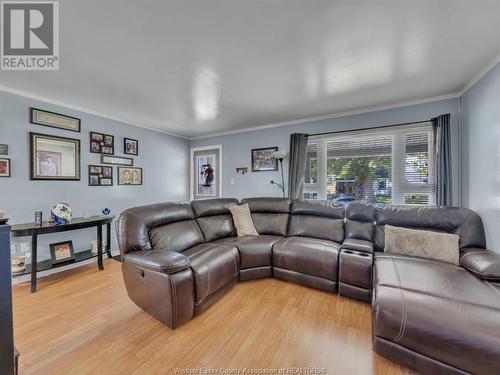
(270, 150), (288, 197)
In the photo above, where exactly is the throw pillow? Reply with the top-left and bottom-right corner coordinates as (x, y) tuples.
(228, 203), (259, 237)
(384, 225), (459, 265)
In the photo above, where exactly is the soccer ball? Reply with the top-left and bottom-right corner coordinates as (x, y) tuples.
(51, 203), (72, 225)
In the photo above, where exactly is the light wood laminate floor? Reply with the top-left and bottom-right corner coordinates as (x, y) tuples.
(13, 259), (416, 375)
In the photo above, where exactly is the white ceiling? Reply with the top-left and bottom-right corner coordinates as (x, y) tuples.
(1, 0), (500, 138)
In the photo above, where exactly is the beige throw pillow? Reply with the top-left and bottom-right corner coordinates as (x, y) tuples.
(228, 204), (259, 237)
(384, 225), (460, 265)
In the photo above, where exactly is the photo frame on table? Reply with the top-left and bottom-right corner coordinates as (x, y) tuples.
(0, 158), (11, 177)
(49, 240), (76, 265)
(124, 138), (138, 155)
(101, 155), (134, 166)
(88, 165), (113, 186)
(118, 167), (143, 185)
(30, 108), (81, 133)
(30, 132), (81, 181)
(90, 131), (114, 155)
(251, 147), (279, 172)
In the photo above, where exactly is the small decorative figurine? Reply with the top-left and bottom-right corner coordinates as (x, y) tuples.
(50, 203), (73, 225)
(102, 208), (111, 216)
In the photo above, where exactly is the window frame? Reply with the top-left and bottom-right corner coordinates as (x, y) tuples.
(304, 123), (435, 205)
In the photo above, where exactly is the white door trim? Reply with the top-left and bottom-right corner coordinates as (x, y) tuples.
(190, 145), (223, 201)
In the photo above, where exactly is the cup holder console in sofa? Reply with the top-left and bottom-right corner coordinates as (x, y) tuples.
(117, 198), (500, 374)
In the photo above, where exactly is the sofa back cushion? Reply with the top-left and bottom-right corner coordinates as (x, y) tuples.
(374, 205), (486, 252)
(117, 202), (203, 255)
(240, 197), (290, 236)
(150, 220), (205, 252)
(288, 200), (345, 242)
(345, 202), (375, 241)
(191, 198), (238, 242)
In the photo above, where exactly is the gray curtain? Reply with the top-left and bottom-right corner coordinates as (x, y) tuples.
(432, 114), (452, 206)
(288, 133), (309, 200)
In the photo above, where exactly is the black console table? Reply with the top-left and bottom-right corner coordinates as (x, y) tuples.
(11, 215), (115, 293)
(0, 224), (15, 375)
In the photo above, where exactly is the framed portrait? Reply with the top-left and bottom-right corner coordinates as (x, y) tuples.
(49, 241), (76, 265)
(124, 138), (138, 155)
(88, 165), (113, 186)
(0, 158), (11, 177)
(90, 131), (114, 154)
(101, 155), (134, 166)
(251, 147), (278, 172)
(196, 154), (216, 196)
(30, 108), (81, 132)
(118, 167), (143, 185)
(30, 132), (80, 181)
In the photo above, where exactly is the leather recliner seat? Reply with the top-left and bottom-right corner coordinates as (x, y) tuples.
(371, 205), (500, 375)
(117, 198), (500, 374)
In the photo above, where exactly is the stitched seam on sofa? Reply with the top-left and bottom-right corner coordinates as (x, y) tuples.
(168, 275), (177, 328)
(339, 281), (369, 292)
(374, 337), (473, 375)
(343, 241), (372, 251)
(390, 256), (407, 343)
(277, 267), (334, 283)
(484, 281), (500, 297)
(459, 251), (485, 261)
(293, 237), (340, 250)
(454, 211), (473, 236)
(129, 251), (189, 271)
(196, 275), (237, 306)
(378, 284), (500, 313)
(461, 264), (500, 280)
(277, 237), (293, 264)
(376, 254), (464, 269)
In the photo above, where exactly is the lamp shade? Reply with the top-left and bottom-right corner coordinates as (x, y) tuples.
(271, 150), (288, 160)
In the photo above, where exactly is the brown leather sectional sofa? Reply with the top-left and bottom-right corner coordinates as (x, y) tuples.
(117, 197), (500, 375)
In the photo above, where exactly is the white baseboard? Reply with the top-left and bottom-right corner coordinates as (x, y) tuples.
(12, 249), (121, 286)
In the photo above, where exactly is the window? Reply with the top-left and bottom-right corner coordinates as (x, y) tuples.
(304, 143), (318, 184)
(303, 124), (435, 205)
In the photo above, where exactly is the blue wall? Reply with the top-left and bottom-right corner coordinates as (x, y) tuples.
(461, 63), (500, 252)
(190, 98), (461, 205)
(0, 91), (189, 260)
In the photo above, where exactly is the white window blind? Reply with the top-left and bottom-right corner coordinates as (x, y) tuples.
(303, 123), (435, 205)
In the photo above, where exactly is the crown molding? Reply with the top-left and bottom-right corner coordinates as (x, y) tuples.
(0, 84), (467, 141)
(189, 93), (459, 140)
(0, 84), (189, 140)
(458, 52), (500, 96)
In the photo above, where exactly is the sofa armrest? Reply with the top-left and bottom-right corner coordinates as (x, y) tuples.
(460, 248), (500, 280)
(124, 249), (190, 274)
(342, 238), (374, 254)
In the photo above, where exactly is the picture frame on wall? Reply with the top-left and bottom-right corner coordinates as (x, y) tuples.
(90, 131), (114, 154)
(118, 167), (143, 185)
(49, 241), (76, 265)
(251, 147), (279, 172)
(124, 138), (138, 155)
(88, 165), (113, 186)
(0, 158), (11, 177)
(30, 108), (81, 133)
(0, 144), (8, 155)
(196, 154), (216, 196)
(30, 132), (81, 181)
(101, 155), (134, 166)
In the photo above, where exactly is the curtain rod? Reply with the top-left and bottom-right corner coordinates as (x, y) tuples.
(308, 119), (433, 138)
